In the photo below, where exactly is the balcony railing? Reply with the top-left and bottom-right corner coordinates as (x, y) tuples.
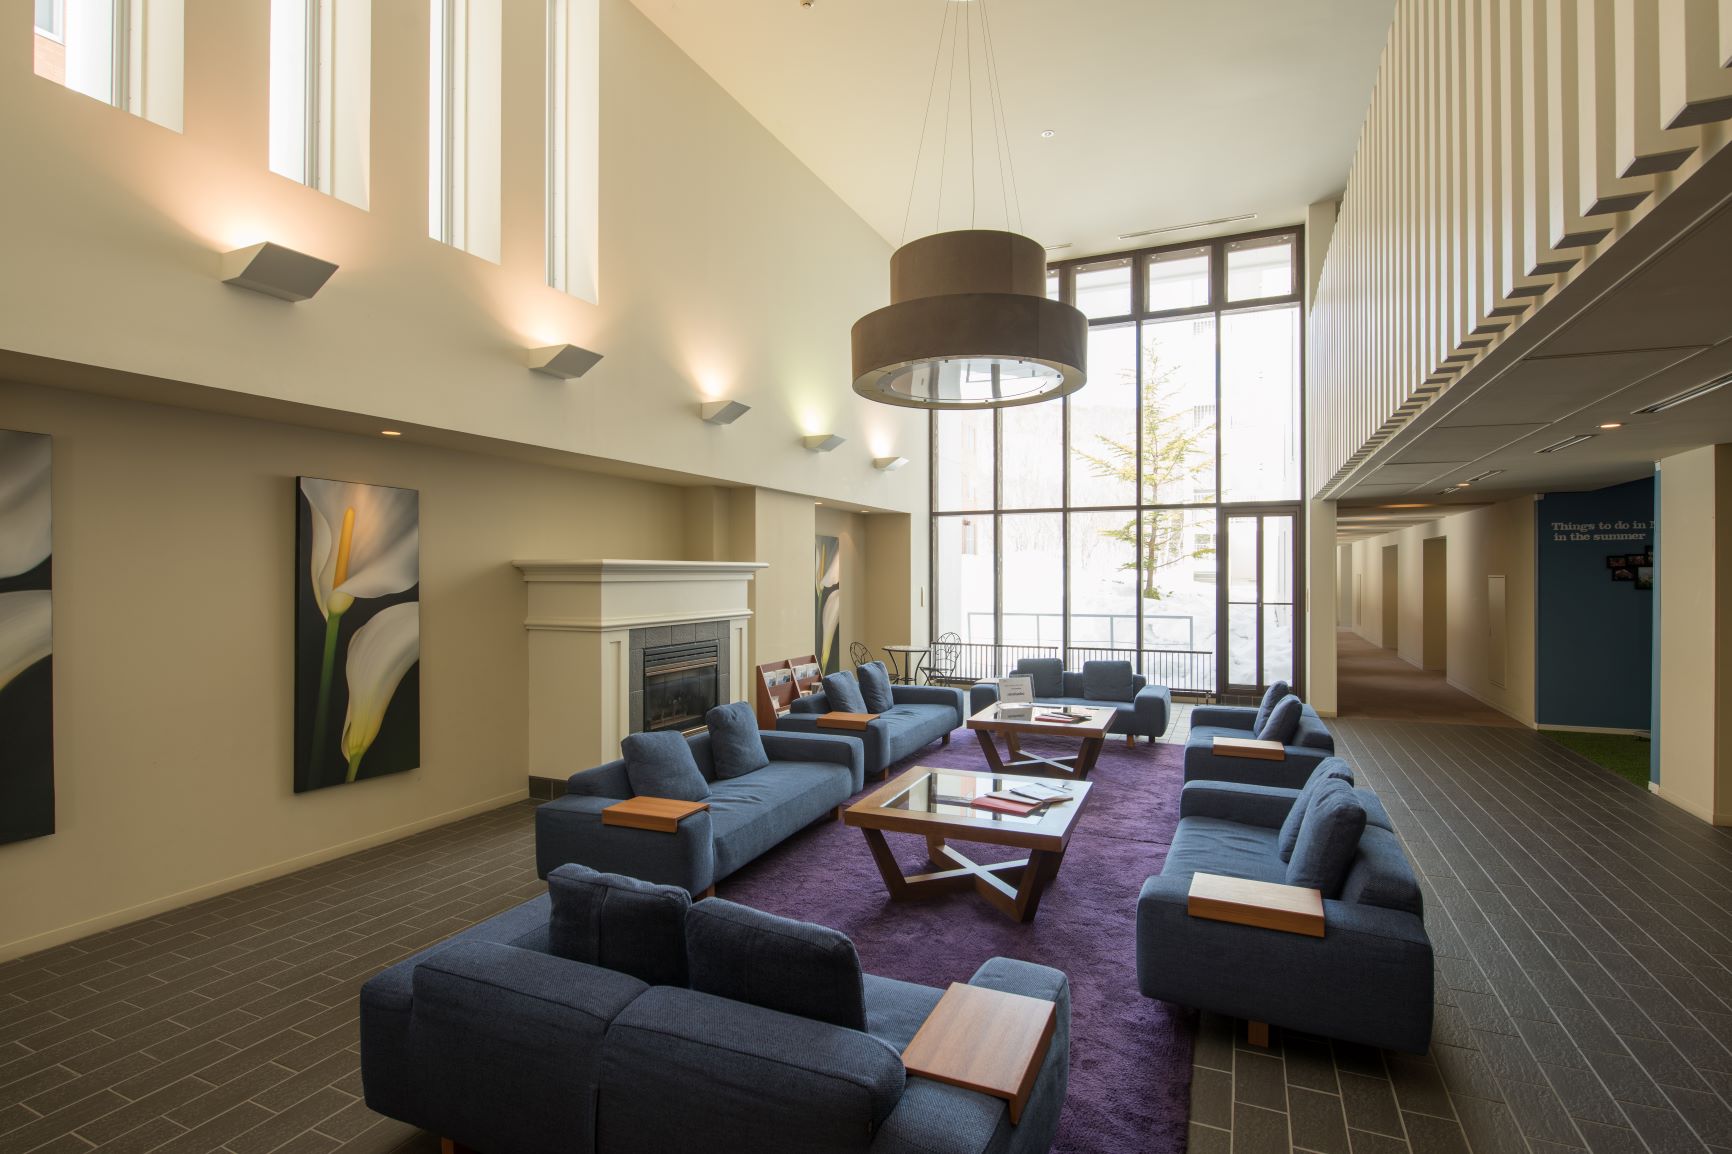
(936, 642), (1216, 695)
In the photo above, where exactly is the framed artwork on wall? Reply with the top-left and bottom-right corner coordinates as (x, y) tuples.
(295, 477), (421, 794)
(816, 534), (841, 675)
(0, 429), (54, 845)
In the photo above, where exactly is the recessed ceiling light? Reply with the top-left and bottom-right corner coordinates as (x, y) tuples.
(1634, 371), (1732, 414)
(1598, 422), (1623, 429)
(1117, 213), (1258, 241)
(1536, 434), (1596, 453)
(1461, 469), (1504, 484)
(1382, 503), (1428, 509)
(1040, 130), (1055, 138)
(380, 430), (402, 437)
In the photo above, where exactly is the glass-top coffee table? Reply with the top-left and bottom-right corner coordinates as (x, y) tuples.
(842, 765), (1094, 923)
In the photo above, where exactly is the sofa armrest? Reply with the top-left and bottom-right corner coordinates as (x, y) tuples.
(871, 959), (1071, 1154)
(892, 684), (966, 725)
(1178, 781), (1298, 828)
(969, 681), (999, 717)
(1189, 705), (1257, 730)
(534, 794), (715, 892)
(761, 730), (867, 790)
(1133, 683), (1171, 736)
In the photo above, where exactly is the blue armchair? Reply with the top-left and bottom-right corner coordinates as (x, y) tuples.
(1184, 702), (1336, 789)
(1136, 773), (1434, 1054)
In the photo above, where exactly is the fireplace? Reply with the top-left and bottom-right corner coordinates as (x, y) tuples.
(641, 641), (721, 734)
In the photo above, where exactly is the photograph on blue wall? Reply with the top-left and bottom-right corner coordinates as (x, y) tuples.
(0, 429), (54, 845)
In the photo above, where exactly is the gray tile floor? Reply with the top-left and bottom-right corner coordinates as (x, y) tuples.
(1191, 719), (1732, 1154)
(3, 713), (1730, 1153)
(0, 803), (544, 1154)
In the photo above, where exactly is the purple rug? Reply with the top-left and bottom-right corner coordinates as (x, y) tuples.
(721, 729), (1195, 1154)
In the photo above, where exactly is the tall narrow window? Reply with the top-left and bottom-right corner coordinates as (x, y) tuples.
(270, 0), (370, 209)
(547, 0), (599, 301)
(34, 0), (183, 132)
(429, 0), (501, 261)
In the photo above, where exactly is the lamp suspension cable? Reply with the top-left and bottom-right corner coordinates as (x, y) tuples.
(899, 0), (1023, 245)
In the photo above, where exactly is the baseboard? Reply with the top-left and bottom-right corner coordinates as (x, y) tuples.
(1444, 677), (1536, 729)
(1648, 783), (1732, 826)
(0, 788), (530, 964)
(1539, 724), (1651, 737)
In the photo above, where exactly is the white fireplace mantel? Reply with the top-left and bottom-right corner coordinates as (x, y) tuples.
(513, 559), (766, 773)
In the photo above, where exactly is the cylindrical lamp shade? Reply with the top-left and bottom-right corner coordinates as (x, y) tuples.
(851, 230), (1088, 410)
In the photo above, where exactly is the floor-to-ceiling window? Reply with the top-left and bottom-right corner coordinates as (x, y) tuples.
(931, 228), (1304, 696)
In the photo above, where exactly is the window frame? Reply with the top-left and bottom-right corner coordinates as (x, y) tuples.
(929, 225), (1307, 699)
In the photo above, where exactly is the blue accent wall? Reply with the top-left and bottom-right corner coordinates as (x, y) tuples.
(1535, 477), (1655, 730)
(1650, 468), (1662, 781)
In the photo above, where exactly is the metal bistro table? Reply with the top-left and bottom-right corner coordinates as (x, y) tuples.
(881, 644), (930, 684)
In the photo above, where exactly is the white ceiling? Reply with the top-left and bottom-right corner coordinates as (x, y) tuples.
(627, 0), (1397, 257)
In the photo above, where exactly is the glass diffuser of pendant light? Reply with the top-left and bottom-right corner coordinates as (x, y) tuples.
(851, 0), (1086, 410)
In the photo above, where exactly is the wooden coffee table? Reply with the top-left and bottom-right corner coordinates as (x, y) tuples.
(966, 703), (1115, 779)
(843, 766), (1092, 923)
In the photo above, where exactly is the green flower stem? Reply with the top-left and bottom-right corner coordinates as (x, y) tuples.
(308, 608), (346, 781)
(346, 751), (365, 784)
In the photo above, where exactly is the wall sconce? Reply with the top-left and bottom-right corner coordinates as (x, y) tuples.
(802, 433), (845, 452)
(220, 242), (337, 302)
(700, 400), (751, 425)
(872, 455), (909, 471)
(528, 344), (604, 379)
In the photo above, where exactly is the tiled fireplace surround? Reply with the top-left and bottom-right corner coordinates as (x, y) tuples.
(628, 621), (732, 734)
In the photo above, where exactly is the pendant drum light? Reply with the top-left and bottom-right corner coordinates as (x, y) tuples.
(851, 0), (1086, 411)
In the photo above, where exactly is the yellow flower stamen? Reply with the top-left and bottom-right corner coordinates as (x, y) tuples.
(333, 506), (356, 588)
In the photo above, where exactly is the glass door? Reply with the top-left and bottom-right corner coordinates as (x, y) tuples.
(1221, 508), (1299, 696)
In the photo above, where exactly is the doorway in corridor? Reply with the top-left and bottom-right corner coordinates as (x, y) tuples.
(1380, 544), (1399, 650)
(1422, 536), (1447, 672)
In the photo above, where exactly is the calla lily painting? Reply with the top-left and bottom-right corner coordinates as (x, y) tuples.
(0, 430), (54, 845)
(816, 535), (841, 675)
(295, 477), (421, 793)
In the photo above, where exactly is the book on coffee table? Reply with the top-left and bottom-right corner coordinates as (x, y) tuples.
(1034, 711), (1088, 724)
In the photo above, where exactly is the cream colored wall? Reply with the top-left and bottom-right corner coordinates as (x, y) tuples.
(864, 512), (922, 654)
(1654, 445), (1731, 824)
(0, 0), (926, 513)
(749, 489), (818, 667)
(0, 378), (691, 960)
(1345, 498), (1537, 726)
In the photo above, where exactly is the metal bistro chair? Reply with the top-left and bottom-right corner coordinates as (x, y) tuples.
(922, 632), (963, 686)
(850, 641), (873, 670)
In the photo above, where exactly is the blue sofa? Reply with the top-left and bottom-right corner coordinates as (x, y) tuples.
(1135, 767), (1434, 1053)
(361, 867), (1072, 1154)
(1184, 700), (1336, 789)
(969, 658), (1171, 744)
(777, 683), (966, 780)
(535, 729), (863, 893)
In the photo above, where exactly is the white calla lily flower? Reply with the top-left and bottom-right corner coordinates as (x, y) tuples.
(300, 478), (420, 620)
(339, 602), (420, 781)
(0, 590), (52, 692)
(0, 431), (51, 579)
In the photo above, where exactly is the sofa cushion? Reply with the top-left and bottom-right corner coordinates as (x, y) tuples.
(857, 661), (895, 713)
(547, 863), (692, 987)
(1254, 680), (1292, 735)
(823, 671), (868, 714)
(1257, 694), (1304, 744)
(862, 973), (945, 1052)
(621, 731), (710, 802)
(1277, 758), (1357, 862)
(686, 899), (866, 1031)
(1014, 657), (1065, 698)
(705, 701), (769, 780)
(1082, 660), (1137, 703)
(1161, 816), (1287, 885)
(708, 762), (854, 879)
(1286, 778), (1367, 897)
(1339, 826), (1424, 916)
